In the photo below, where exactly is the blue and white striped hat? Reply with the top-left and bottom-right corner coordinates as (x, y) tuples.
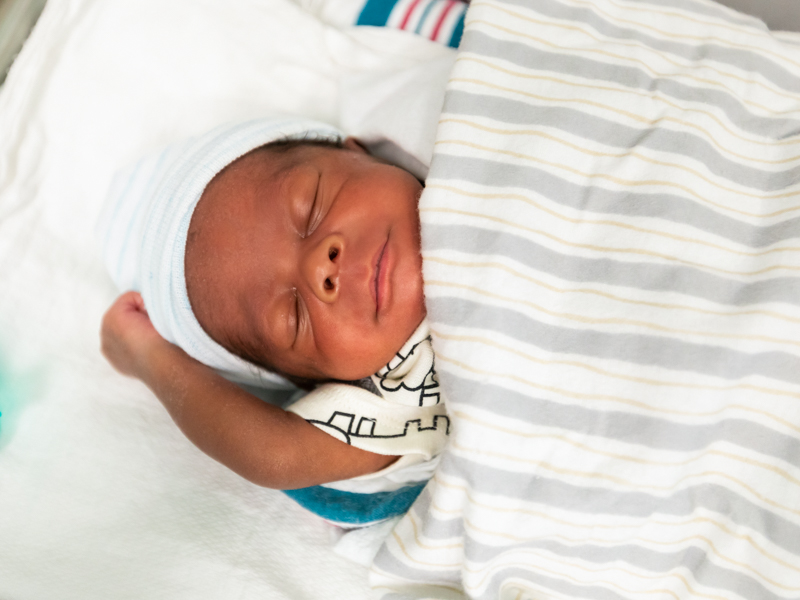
(97, 117), (344, 388)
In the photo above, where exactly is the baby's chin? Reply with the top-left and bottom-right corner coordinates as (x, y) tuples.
(338, 310), (427, 382)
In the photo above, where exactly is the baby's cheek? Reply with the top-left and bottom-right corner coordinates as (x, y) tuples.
(321, 300), (424, 380)
(313, 317), (385, 380)
(401, 260), (427, 319)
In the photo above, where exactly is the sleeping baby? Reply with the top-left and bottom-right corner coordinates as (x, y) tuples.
(98, 117), (448, 527)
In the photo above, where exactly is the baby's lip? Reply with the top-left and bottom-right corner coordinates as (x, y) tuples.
(371, 238), (389, 315)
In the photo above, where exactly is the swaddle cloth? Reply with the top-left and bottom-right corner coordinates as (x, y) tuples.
(96, 117), (343, 388)
(285, 318), (449, 526)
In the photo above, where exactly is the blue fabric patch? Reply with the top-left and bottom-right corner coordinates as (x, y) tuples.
(448, 12), (464, 48)
(283, 481), (426, 525)
(356, 0), (400, 26)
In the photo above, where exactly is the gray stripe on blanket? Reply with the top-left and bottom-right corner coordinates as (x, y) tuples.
(433, 375), (800, 466)
(443, 90), (800, 192)
(462, 30), (800, 136)
(494, 0), (800, 94)
(408, 513), (464, 542)
(406, 489), (467, 541)
(424, 224), (800, 307)
(410, 485), (435, 516)
(429, 296), (800, 384)
(437, 453), (800, 554)
(429, 154), (800, 247)
(372, 543), (462, 587)
(462, 539), (780, 600)
(636, 0), (760, 25)
(473, 567), (632, 600)
(380, 594), (462, 600)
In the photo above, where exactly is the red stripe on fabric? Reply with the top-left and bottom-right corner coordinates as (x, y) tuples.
(399, 0), (424, 30)
(430, 0), (457, 40)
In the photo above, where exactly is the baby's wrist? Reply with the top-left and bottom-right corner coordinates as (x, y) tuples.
(135, 338), (192, 384)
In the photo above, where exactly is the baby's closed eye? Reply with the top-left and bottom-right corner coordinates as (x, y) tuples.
(304, 172), (322, 237)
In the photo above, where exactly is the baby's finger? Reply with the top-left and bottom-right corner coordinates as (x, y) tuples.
(114, 290), (143, 312)
(112, 292), (152, 323)
(127, 291), (149, 315)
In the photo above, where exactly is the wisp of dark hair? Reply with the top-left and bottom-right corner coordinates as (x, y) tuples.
(261, 135), (345, 153)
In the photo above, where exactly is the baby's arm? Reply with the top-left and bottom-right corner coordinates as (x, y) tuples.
(101, 292), (397, 489)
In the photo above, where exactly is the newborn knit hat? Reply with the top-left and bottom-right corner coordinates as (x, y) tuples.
(97, 117), (344, 388)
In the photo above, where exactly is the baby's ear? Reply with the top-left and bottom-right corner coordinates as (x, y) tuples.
(343, 137), (369, 154)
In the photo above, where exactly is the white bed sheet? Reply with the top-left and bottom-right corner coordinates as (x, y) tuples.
(0, 0), (450, 597)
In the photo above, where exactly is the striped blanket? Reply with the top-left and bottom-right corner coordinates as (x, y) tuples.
(371, 0), (800, 598)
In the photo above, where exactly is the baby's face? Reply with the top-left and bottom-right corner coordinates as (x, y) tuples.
(185, 139), (426, 382)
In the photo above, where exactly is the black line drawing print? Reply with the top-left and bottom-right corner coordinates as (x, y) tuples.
(376, 336), (441, 407)
(307, 411), (451, 446)
(343, 376), (383, 398)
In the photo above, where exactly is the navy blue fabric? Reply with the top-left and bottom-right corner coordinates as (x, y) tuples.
(282, 482), (426, 525)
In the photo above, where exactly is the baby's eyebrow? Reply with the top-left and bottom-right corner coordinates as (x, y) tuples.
(266, 162), (294, 201)
(276, 167), (322, 236)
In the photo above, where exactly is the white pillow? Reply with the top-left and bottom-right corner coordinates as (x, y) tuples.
(339, 51), (455, 179)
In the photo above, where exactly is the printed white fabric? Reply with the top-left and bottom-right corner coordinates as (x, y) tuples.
(372, 0), (800, 598)
(288, 320), (449, 467)
(339, 53), (456, 179)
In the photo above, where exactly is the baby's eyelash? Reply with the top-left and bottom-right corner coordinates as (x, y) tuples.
(305, 174), (322, 236)
(292, 289), (300, 344)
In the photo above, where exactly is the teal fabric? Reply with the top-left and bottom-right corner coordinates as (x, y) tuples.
(448, 12), (464, 48)
(356, 0), (466, 48)
(282, 481), (426, 525)
(356, 0), (398, 26)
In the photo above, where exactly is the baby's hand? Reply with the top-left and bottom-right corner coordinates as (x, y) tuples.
(101, 291), (173, 379)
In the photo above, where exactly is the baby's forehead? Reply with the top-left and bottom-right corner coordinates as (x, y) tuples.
(188, 144), (330, 293)
(213, 143), (332, 192)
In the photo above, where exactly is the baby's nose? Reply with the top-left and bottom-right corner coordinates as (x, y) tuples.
(304, 234), (343, 303)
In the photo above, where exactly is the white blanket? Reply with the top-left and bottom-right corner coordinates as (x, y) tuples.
(0, 0), (451, 597)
